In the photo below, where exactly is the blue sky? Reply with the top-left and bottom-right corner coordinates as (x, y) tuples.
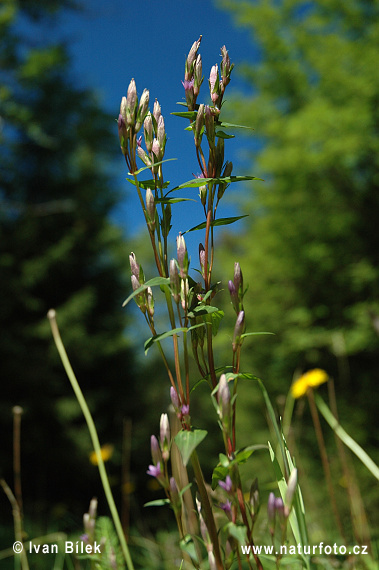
(57, 0), (260, 258)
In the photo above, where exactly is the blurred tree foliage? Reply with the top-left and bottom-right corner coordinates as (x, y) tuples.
(0, 0), (155, 534)
(216, 0), (379, 534)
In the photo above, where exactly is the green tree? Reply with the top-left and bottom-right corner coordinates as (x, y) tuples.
(0, 0), (144, 534)
(217, 0), (379, 534)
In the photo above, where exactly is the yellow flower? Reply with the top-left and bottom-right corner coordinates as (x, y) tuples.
(89, 444), (114, 465)
(291, 369), (329, 399)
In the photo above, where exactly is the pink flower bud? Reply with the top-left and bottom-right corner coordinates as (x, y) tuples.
(160, 413), (170, 446)
(176, 233), (188, 278)
(146, 188), (155, 229)
(185, 36), (202, 81)
(129, 252), (139, 279)
(169, 259), (180, 303)
(267, 492), (276, 534)
(170, 386), (180, 411)
(153, 99), (161, 125)
(199, 243), (206, 278)
(209, 64), (220, 104)
(144, 113), (153, 153)
(232, 310), (245, 352)
(126, 78), (137, 126)
(194, 54), (203, 97)
(150, 435), (162, 466)
(135, 88), (150, 132)
(157, 115), (166, 152)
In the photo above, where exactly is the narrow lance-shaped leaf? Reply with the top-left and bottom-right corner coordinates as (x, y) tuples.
(144, 323), (204, 354)
(122, 277), (170, 307)
(185, 215), (249, 233)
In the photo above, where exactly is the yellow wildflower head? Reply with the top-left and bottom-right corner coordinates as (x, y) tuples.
(291, 369), (329, 399)
(89, 444), (114, 466)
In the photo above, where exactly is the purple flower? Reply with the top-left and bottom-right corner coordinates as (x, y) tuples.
(219, 500), (232, 516)
(147, 462), (162, 478)
(181, 404), (190, 416)
(219, 475), (233, 493)
(182, 78), (195, 110)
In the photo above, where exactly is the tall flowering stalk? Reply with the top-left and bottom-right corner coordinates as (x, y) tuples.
(119, 38), (301, 570)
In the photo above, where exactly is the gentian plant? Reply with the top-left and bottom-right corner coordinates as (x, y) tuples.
(46, 35), (379, 570)
(117, 36), (304, 570)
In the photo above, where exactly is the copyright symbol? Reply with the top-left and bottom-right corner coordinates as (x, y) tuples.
(13, 541), (23, 554)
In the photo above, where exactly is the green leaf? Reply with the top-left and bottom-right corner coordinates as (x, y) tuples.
(217, 121), (253, 129)
(122, 277), (170, 307)
(235, 444), (267, 465)
(144, 324), (204, 354)
(168, 175), (263, 195)
(211, 309), (224, 336)
(240, 331), (275, 338)
(125, 178), (170, 190)
(187, 305), (220, 318)
(130, 157), (177, 175)
(174, 429), (207, 466)
(171, 110), (197, 120)
(155, 197), (196, 204)
(185, 215), (249, 233)
(144, 328), (187, 354)
(225, 522), (248, 544)
(144, 498), (170, 507)
(215, 130), (235, 139)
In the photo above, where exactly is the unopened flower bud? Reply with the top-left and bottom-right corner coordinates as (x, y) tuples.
(275, 497), (285, 524)
(146, 188), (155, 230)
(232, 310), (245, 352)
(157, 115), (166, 153)
(170, 386), (180, 411)
(199, 243), (206, 278)
(150, 435), (162, 466)
(285, 468), (297, 516)
(126, 78), (137, 126)
(151, 138), (161, 160)
(234, 262), (243, 300)
(144, 113), (154, 153)
(160, 413), (170, 461)
(185, 36), (202, 81)
(169, 259), (180, 303)
(220, 45), (234, 87)
(120, 96), (127, 120)
(153, 99), (161, 126)
(209, 64), (220, 105)
(146, 286), (154, 319)
(218, 374), (231, 426)
(194, 104), (204, 148)
(129, 252), (139, 279)
(135, 88), (150, 132)
(177, 233), (188, 278)
(267, 492), (276, 535)
(131, 274), (140, 292)
(181, 278), (188, 311)
(193, 54), (203, 97)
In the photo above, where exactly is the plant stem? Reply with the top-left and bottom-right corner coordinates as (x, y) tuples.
(307, 387), (346, 542)
(47, 310), (135, 570)
(0, 478), (29, 570)
(190, 450), (223, 570)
